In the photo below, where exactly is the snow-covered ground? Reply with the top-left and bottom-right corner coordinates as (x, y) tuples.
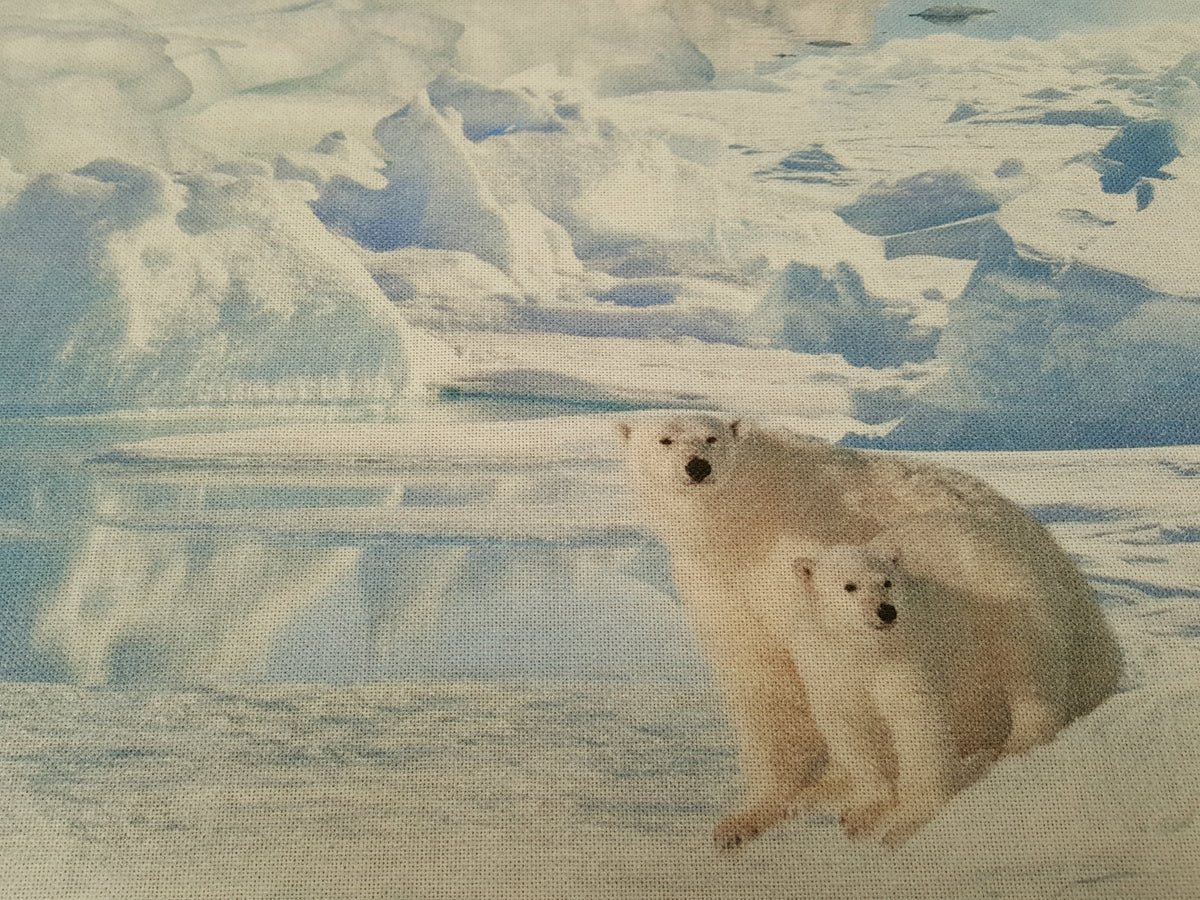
(0, 416), (1198, 897)
(1, 679), (1198, 900)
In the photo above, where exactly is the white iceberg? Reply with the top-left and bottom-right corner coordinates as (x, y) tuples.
(0, 160), (423, 413)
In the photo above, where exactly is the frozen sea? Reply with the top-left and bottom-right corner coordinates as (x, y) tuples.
(1, 414), (1199, 898)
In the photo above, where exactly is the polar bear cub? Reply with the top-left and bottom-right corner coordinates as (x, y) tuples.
(788, 544), (1006, 846)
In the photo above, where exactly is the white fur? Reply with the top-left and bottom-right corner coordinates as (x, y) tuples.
(617, 413), (1121, 848)
(788, 545), (1005, 846)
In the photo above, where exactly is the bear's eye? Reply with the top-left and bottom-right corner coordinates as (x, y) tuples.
(844, 583), (857, 592)
(706, 436), (718, 444)
(659, 437), (673, 446)
(883, 580), (892, 589)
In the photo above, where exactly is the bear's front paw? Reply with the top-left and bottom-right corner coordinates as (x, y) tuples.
(710, 796), (796, 854)
(712, 816), (762, 851)
(712, 802), (790, 850)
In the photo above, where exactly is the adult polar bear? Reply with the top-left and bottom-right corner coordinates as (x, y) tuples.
(616, 413), (1121, 848)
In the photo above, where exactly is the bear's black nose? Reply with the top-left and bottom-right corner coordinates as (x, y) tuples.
(876, 602), (897, 624)
(685, 457), (712, 483)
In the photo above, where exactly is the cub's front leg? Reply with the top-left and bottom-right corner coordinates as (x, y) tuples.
(798, 676), (898, 843)
(870, 671), (962, 846)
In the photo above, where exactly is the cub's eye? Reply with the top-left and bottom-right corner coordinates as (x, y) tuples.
(659, 437), (673, 446)
(883, 580), (892, 589)
(706, 436), (718, 444)
(844, 583), (857, 592)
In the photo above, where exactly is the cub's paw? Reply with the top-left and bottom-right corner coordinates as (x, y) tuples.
(873, 793), (950, 847)
(877, 807), (939, 848)
(880, 818), (924, 848)
(839, 800), (892, 842)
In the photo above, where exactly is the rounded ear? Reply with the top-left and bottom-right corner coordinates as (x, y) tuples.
(792, 557), (815, 581)
(615, 422), (632, 442)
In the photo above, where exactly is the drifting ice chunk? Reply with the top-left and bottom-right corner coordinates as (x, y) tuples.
(778, 145), (845, 173)
(426, 71), (564, 141)
(836, 171), (1001, 236)
(1101, 120), (1180, 178)
(947, 102), (983, 122)
(909, 6), (995, 24)
(749, 261), (938, 368)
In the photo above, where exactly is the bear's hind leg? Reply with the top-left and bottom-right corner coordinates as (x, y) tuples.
(997, 629), (1068, 755)
(1003, 688), (1065, 755)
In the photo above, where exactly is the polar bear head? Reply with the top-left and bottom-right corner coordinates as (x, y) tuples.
(616, 414), (742, 492)
(794, 545), (901, 634)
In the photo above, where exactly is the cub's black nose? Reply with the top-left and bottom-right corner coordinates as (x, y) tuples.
(876, 602), (897, 624)
(685, 457), (712, 483)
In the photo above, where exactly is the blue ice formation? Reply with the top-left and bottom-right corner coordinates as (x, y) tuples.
(426, 72), (566, 141)
(311, 96), (511, 264)
(835, 171), (1000, 235)
(1102, 120), (1180, 178)
(852, 255), (1200, 450)
(6, 430), (707, 686)
(748, 262), (938, 369)
(1061, 120), (1183, 206)
(0, 160), (409, 414)
(832, 156), (1200, 449)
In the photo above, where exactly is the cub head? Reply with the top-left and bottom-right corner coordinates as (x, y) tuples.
(615, 414), (742, 491)
(794, 545), (901, 634)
